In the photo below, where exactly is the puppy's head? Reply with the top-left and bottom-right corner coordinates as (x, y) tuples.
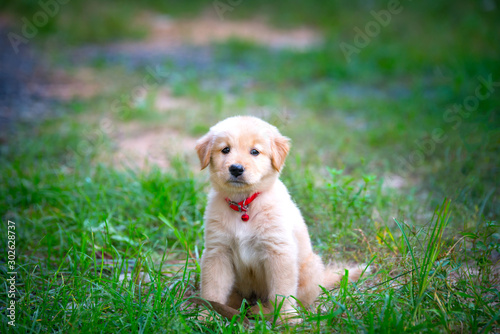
(195, 116), (290, 194)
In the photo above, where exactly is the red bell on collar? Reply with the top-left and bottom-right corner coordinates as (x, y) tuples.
(225, 192), (260, 222)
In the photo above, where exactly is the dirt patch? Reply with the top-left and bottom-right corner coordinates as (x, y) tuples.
(115, 12), (322, 51)
(110, 121), (198, 170)
(153, 88), (195, 112)
(33, 67), (104, 101)
(105, 87), (200, 169)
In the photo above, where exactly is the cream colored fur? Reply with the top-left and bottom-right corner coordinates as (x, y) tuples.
(195, 116), (362, 321)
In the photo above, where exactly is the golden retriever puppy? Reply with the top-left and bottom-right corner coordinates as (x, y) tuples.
(195, 116), (361, 322)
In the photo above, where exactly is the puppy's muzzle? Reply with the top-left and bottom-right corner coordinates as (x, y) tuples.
(229, 164), (245, 177)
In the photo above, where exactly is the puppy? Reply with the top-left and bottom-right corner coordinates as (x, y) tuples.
(195, 116), (361, 321)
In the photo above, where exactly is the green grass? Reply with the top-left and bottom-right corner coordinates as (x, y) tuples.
(1, 0), (499, 332)
(1, 120), (498, 332)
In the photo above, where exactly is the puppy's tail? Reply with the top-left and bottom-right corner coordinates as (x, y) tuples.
(322, 263), (367, 289)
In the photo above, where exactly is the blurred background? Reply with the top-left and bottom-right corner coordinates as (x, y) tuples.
(1, 0), (498, 217)
(0, 0), (499, 331)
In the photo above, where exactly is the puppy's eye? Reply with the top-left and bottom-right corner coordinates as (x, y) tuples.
(250, 149), (260, 156)
(221, 147), (230, 154)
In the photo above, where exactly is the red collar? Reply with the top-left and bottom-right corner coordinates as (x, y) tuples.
(225, 192), (260, 222)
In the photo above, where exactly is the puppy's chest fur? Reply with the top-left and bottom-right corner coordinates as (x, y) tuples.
(223, 218), (274, 297)
(204, 188), (298, 298)
(230, 222), (265, 269)
(208, 208), (277, 276)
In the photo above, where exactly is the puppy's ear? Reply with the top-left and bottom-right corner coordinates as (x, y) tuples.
(271, 135), (290, 172)
(195, 133), (213, 170)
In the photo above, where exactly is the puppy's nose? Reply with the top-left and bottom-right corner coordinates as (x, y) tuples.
(229, 164), (245, 177)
